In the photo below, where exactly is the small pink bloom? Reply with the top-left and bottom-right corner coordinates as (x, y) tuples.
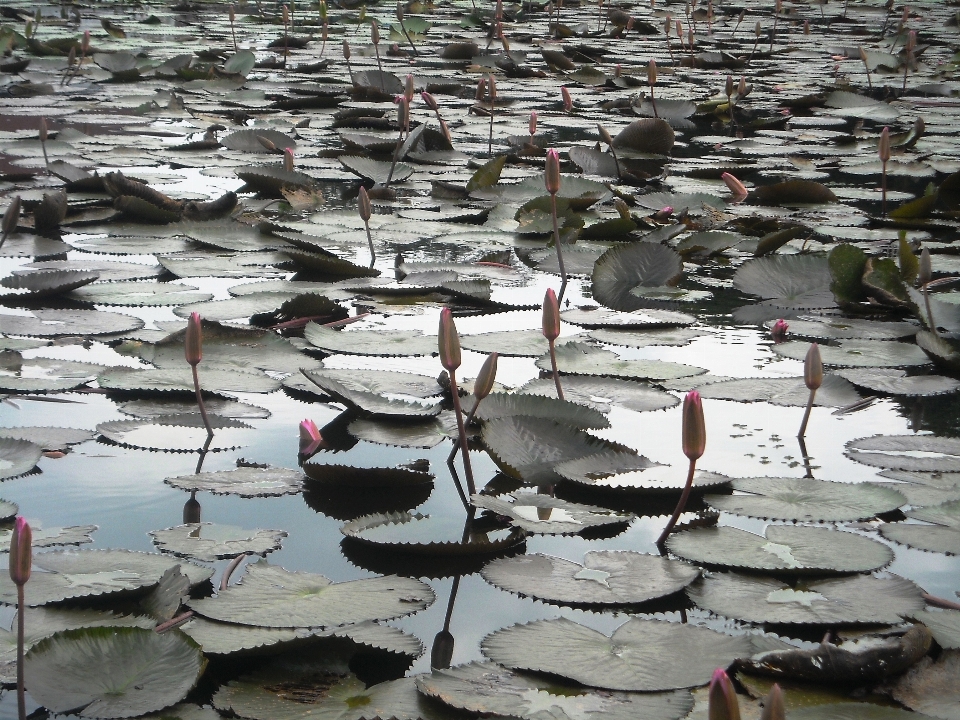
(299, 419), (323, 455)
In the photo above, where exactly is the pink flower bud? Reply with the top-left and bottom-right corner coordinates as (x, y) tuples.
(230, 4), (236, 22)
(421, 91), (438, 111)
(542, 288), (560, 341)
(283, 147), (294, 172)
(721, 172), (748, 200)
(919, 248), (932, 287)
(771, 319), (789, 340)
(487, 74), (497, 101)
(474, 352), (498, 400)
(708, 668), (740, 720)
(804, 343), (823, 391)
(561, 86), (573, 112)
(598, 124), (613, 147)
(760, 684), (785, 720)
(8, 517), (31, 587)
(545, 148), (561, 195)
(372, 20), (380, 44)
(653, 205), (673, 221)
(404, 74), (415, 103)
(648, 59), (657, 86)
(879, 126), (891, 163)
(299, 419), (323, 455)
(529, 111), (537, 137)
(185, 312), (202, 366)
(81, 29), (90, 54)
(682, 390), (705, 462)
(342, 39), (351, 60)
(358, 185), (372, 222)
(476, 77), (487, 102)
(438, 308), (461, 372)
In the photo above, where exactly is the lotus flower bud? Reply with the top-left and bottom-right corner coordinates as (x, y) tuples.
(185, 312), (202, 366)
(283, 4), (289, 24)
(760, 684), (785, 720)
(542, 288), (560, 342)
(653, 206), (673, 221)
(919, 248), (932, 287)
(474, 352), (498, 401)
(230, 4), (236, 22)
(431, 631), (454, 670)
(39, 117), (48, 142)
(664, 16), (671, 35)
(648, 59), (657, 86)
(804, 19), (810, 33)
(675, 19), (682, 38)
(438, 308), (461, 372)
(906, 29), (916, 52)
(721, 172), (748, 199)
(598, 124), (613, 147)
(283, 147), (294, 172)
(8, 517), (31, 587)
(879, 126), (891, 163)
(738, 76), (747, 97)
(804, 343), (823, 392)
(476, 77), (487, 102)
(299, 418), (323, 455)
(421, 91), (438, 111)
(440, 119), (452, 144)
(81, 29), (90, 54)
(708, 669), (740, 720)
(404, 74), (415, 103)
(771, 318), (789, 340)
(775, 0), (782, 12)
(725, 74), (733, 98)
(397, 97), (408, 126)
(396, 2), (404, 21)
(183, 495), (201, 524)
(372, 20), (380, 44)
(487, 74), (497, 101)
(342, 39), (351, 60)
(2, 196), (21, 239)
(688, 27), (694, 47)
(754, 20), (761, 37)
(561, 86), (573, 112)
(682, 390), (706, 462)
(545, 148), (561, 195)
(529, 111), (537, 136)
(358, 186), (372, 222)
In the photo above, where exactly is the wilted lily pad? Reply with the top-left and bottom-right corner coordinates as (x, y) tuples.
(890, 649), (960, 720)
(189, 559), (434, 628)
(517, 376), (679, 413)
(666, 525), (894, 574)
(846, 435), (960, 472)
(773, 340), (931, 368)
(24, 627), (204, 718)
(304, 323), (437, 356)
(687, 572), (924, 625)
(149, 523), (287, 562)
(481, 551), (699, 606)
(482, 617), (755, 691)
(536, 342), (705, 381)
(417, 662), (695, 720)
(704, 477), (905, 521)
(472, 493), (633, 535)
(0, 437), (42, 479)
(165, 466), (303, 497)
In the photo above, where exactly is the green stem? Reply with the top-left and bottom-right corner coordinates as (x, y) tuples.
(192, 364), (214, 438)
(550, 192), (568, 303)
(17, 584), (24, 720)
(448, 369), (475, 496)
(364, 220), (375, 267)
(549, 338), (564, 400)
(798, 387), (817, 439)
(656, 458), (696, 548)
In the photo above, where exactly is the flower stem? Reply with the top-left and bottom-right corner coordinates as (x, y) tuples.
(656, 458), (696, 548)
(549, 338), (564, 400)
(550, 192), (568, 303)
(192, 364), (214, 438)
(798, 387), (817, 438)
(17, 584), (24, 720)
(363, 219), (375, 267)
(448, 369), (475, 496)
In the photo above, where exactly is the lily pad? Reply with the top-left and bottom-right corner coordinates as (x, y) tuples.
(696, 375), (861, 407)
(536, 342), (705, 381)
(474, 393), (609, 430)
(149, 523), (287, 562)
(23, 626), (204, 718)
(97, 414), (253, 452)
(304, 323), (437, 357)
(284, 369), (442, 399)
(912, 610), (960, 650)
(481, 617), (755, 691)
(777, 318), (917, 341)
(302, 464), (433, 489)
(589, 327), (709, 347)
(118, 398), (270, 420)
(666, 525), (894, 574)
(339, 155), (414, 184)
(592, 243), (685, 312)
(846, 435), (960, 472)
(0, 357), (103, 393)
(188, 559), (434, 628)
(417, 662), (695, 720)
(687, 572), (925, 626)
(460, 329), (565, 357)
(704, 477), (905, 521)
(481, 550), (699, 605)
(733, 255), (835, 309)
(0, 437), (42, 479)
(0, 524), (96, 550)
(341, 512), (525, 556)
(0, 309), (144, 336)
(165, 467), (304, 497)
(472, 493), (633, 535)
(773, 340), (931, 368)
(517, 376), (679, 413)
(69, 281), (213, 307)
(880, 500), (960, 555)
(302, 370), (442, 419)
(0, 426), (95, 451)
(97, 366), (281, 394)
(347, 414), (460, 449)
(555, 453), (726, 492)
(835, 369), (960, 397)
(0, 269), (99, 299)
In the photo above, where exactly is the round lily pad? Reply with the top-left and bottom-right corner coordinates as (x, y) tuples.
(98, 366), (281, 394)
(347, 414), (461, 449)
(0, 426), (95, 452)
(696, 375), (861, 408)
(536, 341), (706, 381)
(835, 369), (960, 397)
(561, 307), (695, 329)
(472, 493), (633, 535)
(912, 610), (960, 650)
(773, 318), (918, 341)
(341, 512), (525, 556)
(482, 617), (755, 691)
(301, 370), (441, 418)
(687, 572), (925, 625)
(556, 453), (727, 492)
(284, 368), (442, 399)
(733, 255), (834, 309)
(188, 559), (434, 628)
(589, 327), (710, 347)
(846, 435), (960, 472)
(97, 414), (253, 453)
(0, 524), (97, 551)
(0, 309), (144, 336)
(705, 477), (905, 521)
(23, 626), (204, 718)
(591, 242), (685, 312)
(304, 323), (437, 356)
(165, 467), (304, 497)
(149, 523), (287, 562)
(460, 329), (566, 357)
(0, 269), (99, 299)
(21, 260), (163, 282)
(666, 525), (894, 574)
(0, 357), (103, 393)
(417, 662), (695, 720)
(482, 551), (699, 606)
(118, 398), (270, 420)
(880, 500), (960, 555)
(517, 376), (679, 413)
(773, 340), (931, 368)
(68, 281), (213, 307)
(475, 393), (609, 430)
(0, 437), (42, 479)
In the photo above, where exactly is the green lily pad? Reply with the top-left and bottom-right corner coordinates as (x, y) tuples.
(561, 306), (695, 329)
(536, 341), (706, 381)
(696, 375), (861, 407)
(23, 626), (204, 718)
(347, 414), (461, 449)
(778, 318), (917, 341)
(591, 242), (684, 312)
(339, 155), (413, 184)
(284, 369), (442, 399)
(517, 376), (679, 413)
(149, 523), (287, 562)
(880, 500), (960, 554)
(0, 309), (144, 336)
(774, 340), (931, 368)
(97, 414), (253, 453)
(0, 437), (42, 479)
(165, 467), (303, 497)
(0, 357), (103, 393)
(482, 617), (755, 691)
(21, 260), (163, 283)
(68, 281), (212, 307)
(304, 323), (437, 357)
(188, 559), (434, 628)
(687, 572), (924, 625)
(0, 524), (96, 550)
(481, 550), (699, 606)
(472, 493), (633, 535)
(790, 704), (934, 720)
(555, 453), (726, 492)
(460, 329), (571, 357)
(475, 392), (609, 430)
(733, 255), (835, 309)
(835, 368), (960, 397)
(846, 435), (960, 472)
(341, 512), (524, 555)
(589, 327), (710, 347)
(97, 366), (281, 394)
(118, 398), (270, 420)
(417, 661), (695, 720)
(302, 464), (433, 489)
(1, 268), (99, 299)
(302, 370), (442, 418)
(666, 525), (894, 574)
(704, 477), (905, 521)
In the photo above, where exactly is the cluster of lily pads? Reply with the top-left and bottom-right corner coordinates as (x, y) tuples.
(1, 0), (960, 717)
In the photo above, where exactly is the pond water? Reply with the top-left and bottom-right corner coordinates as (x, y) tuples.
(1, 0), (960, 717)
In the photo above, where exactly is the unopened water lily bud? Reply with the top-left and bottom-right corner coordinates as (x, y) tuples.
(372, 20), (380, 44)
(738, 76), (747, 98)
(653, 205), (673, 221)
(397, 96), (408, 126)
(421, 91), (438, 111)
(396, 2), (404, 20)
(299, 418), (323, 455)
(804, 19), (810, 33)
(358, 185), (372, 222)
(529, 111), (537, 136)
(476, 77), (487, 102)
(804, 343), (823, 391)
(230, 4), (236, 22)
(81, 29), (90, 54)
(598, 124), (613, 146)
(675, 19), (682, 38)
(755, 20), (761, 37)
(283, 4), (289, 24)
(283, 147), (294, 171)
(879, 126), (891, 163)
(725, 74), (733, 98)
(185, 312), (202, 366)
(487, 74), (497, 101)
(342, 39), (351, 60)
(648, 58), (657, 86)
(438, 308), (461, 372)
(474, 352), (498, 400)
(771, 318), (789, 340)
(682, 390), (706, 462)
(542, 288), (560, 342)
(545, 148), (561, 195)
(919, 248), (932, 287)
(708, 669), (740, 720)
(906, 29), (916, 52)
(561, 86), (572, 112)
(721, 172), (748, 200)
(8, 517), (31, 587)
(404, 74), (415, 103)
(759, 684), (785, 720)
(2, 196), (21, 240)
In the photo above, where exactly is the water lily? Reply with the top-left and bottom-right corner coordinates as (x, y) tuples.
(185, 312), (214, 438)
(721, 172), (748, 202)
(770, 318), (789, 342)
(760, 683), (785, 720)
(657, 391), (705, 547)
(561, 86), (573, 112)
(299, 419), (323, 456)
(708, 668), (741, 720)
(440, 308), (475, 495)
(542, 288), (564, 400)
(9, 516), (30, 720)
(798, 342), (822, 438)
